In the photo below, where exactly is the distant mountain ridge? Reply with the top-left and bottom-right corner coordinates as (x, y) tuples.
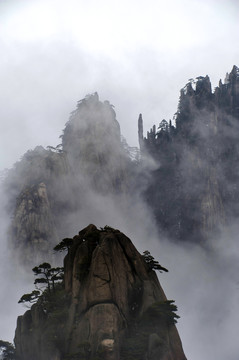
(5, 65), (239, 263)
(5, 93), (135, 264)
(140, 65), (239, 243)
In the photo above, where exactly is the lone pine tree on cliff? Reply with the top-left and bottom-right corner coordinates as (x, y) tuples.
(18, 263), (64, 304)
(53, 237), (73, 253)
(142, 250), (168, 273)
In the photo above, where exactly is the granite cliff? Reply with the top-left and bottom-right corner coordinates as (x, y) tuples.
(140, 65), (239, 243)
(5, 94), (134, 264)
(61, 93), (131, 194)
(14, 224), (186, 360)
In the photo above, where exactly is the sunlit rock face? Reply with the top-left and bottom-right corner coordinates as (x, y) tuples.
(14, 225), (187, 360)
(141, 65), (239, 243)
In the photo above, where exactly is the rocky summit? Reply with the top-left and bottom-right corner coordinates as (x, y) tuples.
(140, 65), (239, 243)
(5, 93), (135, 265)
(14, 225), (186, 360)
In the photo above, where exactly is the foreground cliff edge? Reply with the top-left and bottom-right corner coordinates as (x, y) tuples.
(14, 224), (187, 360)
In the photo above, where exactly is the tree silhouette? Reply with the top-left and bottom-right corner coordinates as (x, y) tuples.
(142, 251), (168, 273)
(18, 290), (41, 305)
(18, 263), (64, 305)
(53, 238), (73, 253)
(0, 340), (16, 360)
(32, 263), (64, 292)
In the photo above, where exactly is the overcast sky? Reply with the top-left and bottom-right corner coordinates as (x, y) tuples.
(0, 0), (239, 170)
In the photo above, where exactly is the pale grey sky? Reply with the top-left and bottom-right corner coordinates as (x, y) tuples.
(0, 0), (239, 170)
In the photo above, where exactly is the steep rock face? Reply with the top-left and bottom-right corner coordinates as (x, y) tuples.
(14, 304), (62, 360)
(141, 66), (239, 242)
(6, 94), (134, 264)
(15, 225), (187, 360)
(6, 146), (70, 263)
(6, 146), (69, 204)
(215, 65), (239, 117)
(62, 93), (131, 194)
(10, 182), (58, 263)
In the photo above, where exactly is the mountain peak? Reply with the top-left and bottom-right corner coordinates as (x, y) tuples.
(15, 225), (187, 360)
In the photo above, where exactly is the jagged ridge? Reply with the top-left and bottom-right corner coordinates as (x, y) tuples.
(140, 65), (239, 242)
